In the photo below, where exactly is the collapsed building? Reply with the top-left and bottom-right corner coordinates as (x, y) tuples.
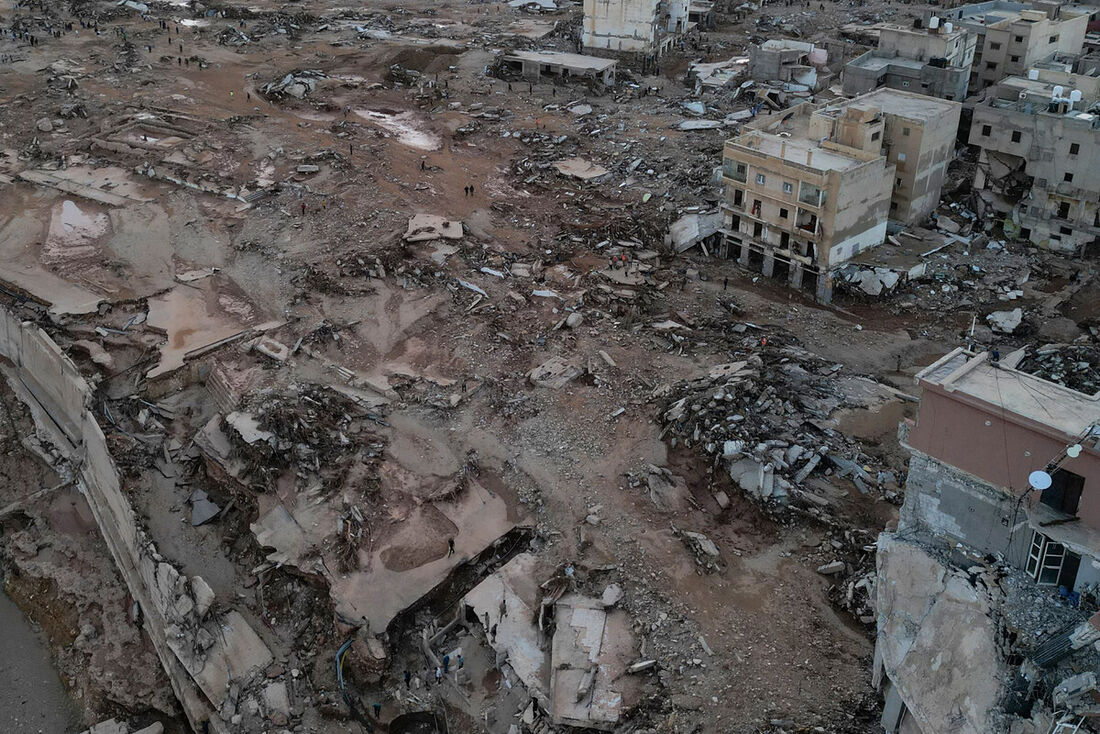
(581, 0), (690, 57)
(937, 0), (1095, 90)
(876, 346), (1100, 733)
(747, 39), (831, 94)
(842, 19), (977, 101)
(718, 88), (960, 301)
(969, 66), (1100, 252)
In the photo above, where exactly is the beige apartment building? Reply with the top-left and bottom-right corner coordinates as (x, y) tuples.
(938, 0), (1094, 90)
(719, 88), (961, 302)
(582, 0), (690, 56)
(969, 67), (1100, 252)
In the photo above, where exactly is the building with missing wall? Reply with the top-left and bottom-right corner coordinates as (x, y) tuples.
(581, 0), (690, 57)
(938, 0), (1096, 90)
(718, 88), (960, 302)
(969, 66), (1100, 252)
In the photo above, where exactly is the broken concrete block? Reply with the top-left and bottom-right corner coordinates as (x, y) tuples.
(986, 308), (1023, 333)
(191, 576), (215, 618)
(565, 312), (583, 328)
(527, 356), (584, 389)
(404, 213), (463, 242)
(37, 117), (53, 132)
(253, 336), (290, 362)
(189, 490), (221, 526)
(295, 164), (320, 174)
(627, 659), (657, 674)
(816, 561), (845, 575)
(601, 584), (623, 607)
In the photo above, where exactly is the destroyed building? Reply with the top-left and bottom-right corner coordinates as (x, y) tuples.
(581, 0), (690, 56)
(501, 50), (618, 85)
(719, 88), (960, 301)
(938, 0), (1095, 90)
(747, 39), (831, 93)
(969, 66), (1100, 252)
(842, 20), (977, 101)
(876, 346), (1100, 733)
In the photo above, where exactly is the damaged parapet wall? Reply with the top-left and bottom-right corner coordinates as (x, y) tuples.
(0, 309), (271, 733)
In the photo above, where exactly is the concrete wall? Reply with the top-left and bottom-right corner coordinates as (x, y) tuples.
(0, 310), (269, 733)
(583, 0), (660, 53)
(882, 104), (959, 224)
(900, 450), (1032, 566)
(825, 158), (894, 265)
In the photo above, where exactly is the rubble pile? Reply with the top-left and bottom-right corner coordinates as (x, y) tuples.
(815, 527), (877, 625)
(1015, 344), (1100, 394)
(658, 341), (893, 516)
(228, 383), (386, 491)
(261, 69), (326, 99)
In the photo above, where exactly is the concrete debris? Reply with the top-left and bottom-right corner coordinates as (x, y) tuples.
(528, 355), (585, 389)
(986, 307), (1023, 334)
(553, 157), (610, 181)
(404, 213), (464, 242)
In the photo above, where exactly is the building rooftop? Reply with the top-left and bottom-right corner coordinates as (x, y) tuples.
(917, 347), (1100, 441)
(848, 86), (961, 120)
(503, 50), (618, 72)
(847, 53), (928, 73)
(985, 75), (1100, 118)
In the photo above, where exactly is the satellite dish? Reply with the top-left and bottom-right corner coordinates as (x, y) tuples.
(1067, 444), (1083, 458)
(1029, 470), (1052, 491)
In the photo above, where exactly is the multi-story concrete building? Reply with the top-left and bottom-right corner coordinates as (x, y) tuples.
(718, 88), (960, 301)
(876, 345), (1100, 733)
(581, 0), (690, 56)
(969, 67), (1100, 252)
(937, 0), (1095, 90)
(843, 20), (977, 100)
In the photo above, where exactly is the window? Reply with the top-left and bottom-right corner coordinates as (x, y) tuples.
(1061, 226), (1073, 235)
(1050, 34), (1059, 43)
(1042, 469), (1084, 515)
(1070, 143), (1080, 155)
(1011, 131), (1022, 143)
(782, 182), (793, 193)
(897, 152), (907, 162)
(871, 131), (881, 141)
(901, 80), (910, 87)
(990, 42), (1002, 50)
(733, 162), (747, 182)
(982, 124), (992, 136)
(779, 207), (789, 219)
(1059, 201), (1071, 218)
(1015, 35), (1024, 42)
(986, 61), (997, 70)
(1010, 55), (1020, 62)
(756, 173), (766, 185)
(1064, 172), (1074, 182)
(902, 127), (911, 136)
(1026, 531), (1081, 588)
(1037, 178), (1047, 188)
(890, 201), (898, 210)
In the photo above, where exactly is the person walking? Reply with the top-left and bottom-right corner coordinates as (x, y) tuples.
(404, 670), (411, 689)
(372, 703), (382, 718)
(442, 654), (450, 674)
(447, 537), (455, 556)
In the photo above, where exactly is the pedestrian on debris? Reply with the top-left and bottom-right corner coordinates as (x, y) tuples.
(349, 143), (353, 157)
(469, 183), (475, 195)
(723, 276), (728, 290)
(301, 202), (306, 217)
(443, 654), (450, 674)
(178, 57), (181, 65)
(457, 654), (464, 669)
(372, 703), (381, 718)
(499, 597), (507, 620)
(447, 537), (456, 555)
(404, 670), (411, 688)
(179, 42), (182, 53)
(435, 666), (442, 684)
(490, 624), (497, 642)
(420, 159), (425, 171)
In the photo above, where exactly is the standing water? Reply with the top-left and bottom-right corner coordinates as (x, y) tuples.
(0, 583), (81, 733)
